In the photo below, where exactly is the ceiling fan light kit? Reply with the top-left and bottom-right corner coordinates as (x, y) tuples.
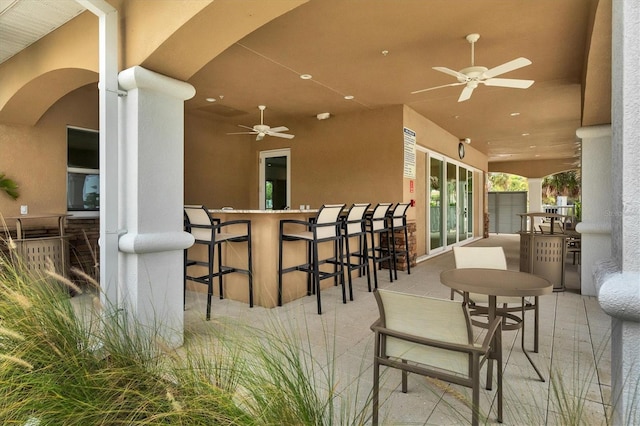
(227, 105), (295, 140)
(411, 33), (534, 102)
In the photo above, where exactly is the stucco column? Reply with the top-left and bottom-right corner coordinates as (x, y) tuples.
(527, 178), (543, 229)
(594, 0), (640, 423)
(117, 66), (195, 348)
(575, 125), (611, 296)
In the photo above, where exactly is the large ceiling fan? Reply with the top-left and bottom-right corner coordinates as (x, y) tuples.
(411, 33), (534, 102)
(227, 105), (295, 141)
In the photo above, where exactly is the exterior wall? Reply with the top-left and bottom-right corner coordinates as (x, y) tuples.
(0, 85), (98, 219)
(185, 105), (406, 210)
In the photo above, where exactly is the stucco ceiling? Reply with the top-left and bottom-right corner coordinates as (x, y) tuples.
(2, 0), (611, 176)
(183, 0), (611, 173)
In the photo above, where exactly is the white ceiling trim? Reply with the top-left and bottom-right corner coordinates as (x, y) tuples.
(0, 0), (86, 64)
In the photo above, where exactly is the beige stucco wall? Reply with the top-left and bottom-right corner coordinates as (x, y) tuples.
(0, 85), (98, 222)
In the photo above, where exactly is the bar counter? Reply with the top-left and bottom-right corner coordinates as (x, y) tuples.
(186, 209), (328, 308)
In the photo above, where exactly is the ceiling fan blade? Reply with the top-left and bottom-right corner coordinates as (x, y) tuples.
(238, 124), (255, 131)
(268, 126), (289, 133)
(256, 133), (265, 141)
(458, 86), (475, 102)
(483, 78), (534, 89)
(432, 66), (468, 80)
(483, 57), (532, 78)
(267, 132), (295, 139)
(227, 131), (257, 135)
(411, 82), (466, 95)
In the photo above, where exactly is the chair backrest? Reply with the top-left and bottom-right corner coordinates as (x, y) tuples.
(390, 202), (411, 228)
(374, 289), (472, 375)
(314, 204), (345, 239)
(453, 246), (507, 270)
(345, 203), (371, 236)
(184, 205), (214, 241)
(370, 203), (392, 231)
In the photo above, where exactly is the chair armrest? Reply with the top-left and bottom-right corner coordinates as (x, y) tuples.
(479, 315), (502, 352)
(371, 323), (488, 356)
(214, 219), (250, 233)
(279, 219), (313, 227)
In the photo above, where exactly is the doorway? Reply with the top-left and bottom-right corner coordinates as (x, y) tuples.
(259, 148), (291, 210)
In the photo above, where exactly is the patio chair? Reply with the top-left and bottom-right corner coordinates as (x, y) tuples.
(365, 203), (394, 288)
(452, 246), (542, 356)
(341, 203), (372, 296)
(278, 204), (346, 314)
(371, 289), (503, 426)
(184, 205), (253, 320)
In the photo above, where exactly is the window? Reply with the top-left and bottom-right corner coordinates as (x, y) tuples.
(67, 127), (99, 212)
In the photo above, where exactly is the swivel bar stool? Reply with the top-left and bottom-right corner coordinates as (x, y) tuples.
(366, 203), (394, 288)
(184, 205), (253, 320)
(341, 203), (372, 296)
(278, 204), (346, 314)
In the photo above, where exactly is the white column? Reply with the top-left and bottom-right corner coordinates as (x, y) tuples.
(594, 0), (640, 423)
(527, 178), (543, 229)
(575, 125), (611, 296)
(117, 66), (195, 348)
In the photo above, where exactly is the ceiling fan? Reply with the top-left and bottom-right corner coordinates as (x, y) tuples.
(411, 33), (534, 102)
(227, 105), (295, 141)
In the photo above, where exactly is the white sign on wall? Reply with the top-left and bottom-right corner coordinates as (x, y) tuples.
(403, 127), (416, 178)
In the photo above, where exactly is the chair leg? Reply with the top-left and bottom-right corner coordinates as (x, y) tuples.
(206, 244), (214, 321)
(313, 240), (322, 314)
(344, 235), (354, 301)
(247, 233), (253, 308)
(472, 358), (480, 426)
(401, 359), (408, 393)
(404, 225), (411, 275)
(278, 232), (284, 307)
(386, 230), (394, 283)
(372, 358), (380, 426)
(217, 242), (224, 300)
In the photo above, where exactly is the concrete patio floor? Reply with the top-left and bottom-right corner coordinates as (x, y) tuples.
(182, 233), (611, 425)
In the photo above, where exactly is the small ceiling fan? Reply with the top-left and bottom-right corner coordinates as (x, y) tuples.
(227, 105), (295, 141)
(411, 33), (534, 102)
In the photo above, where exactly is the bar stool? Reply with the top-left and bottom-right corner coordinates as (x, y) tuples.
(278, 204), (346, 314)
(184, 205), (253, 320)
(341, 203), (372, 297)
(388, 202), (412, 280)
(366, 203), (394, 288)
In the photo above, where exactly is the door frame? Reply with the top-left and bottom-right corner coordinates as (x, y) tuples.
(259, 148), (291, 209)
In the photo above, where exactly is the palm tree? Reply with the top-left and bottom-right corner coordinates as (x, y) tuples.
(0, 173), (19, 200)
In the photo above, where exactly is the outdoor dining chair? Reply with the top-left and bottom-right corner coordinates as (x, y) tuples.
(183, 205), (253, 320)
(371, 289), (503, 426)
(341, 203), (372, 296)
(278, 203), (346, 314)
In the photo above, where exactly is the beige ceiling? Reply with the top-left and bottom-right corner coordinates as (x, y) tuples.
(185, 0), (611, 174)
(1, 0), (610, 177)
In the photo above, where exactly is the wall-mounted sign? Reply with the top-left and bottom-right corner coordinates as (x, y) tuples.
(403, 127), (416, 179)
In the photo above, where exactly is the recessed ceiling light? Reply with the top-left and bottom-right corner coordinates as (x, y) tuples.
(205, 97), (216, 102)
(522, 133), (530, 136)
(529, 145), (537, 148)
(300, 74), (313, 80)
(344, 95), (354, 100)
(510, 112), (520, 116)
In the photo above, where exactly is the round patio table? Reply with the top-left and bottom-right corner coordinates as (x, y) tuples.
(440, 268), (552, 387)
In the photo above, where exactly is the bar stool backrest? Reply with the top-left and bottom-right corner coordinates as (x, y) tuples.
(345, 203), (371, 235)
(391, 203), (411, 227)
(315, 204), (346, 239)
(370, 203), (392, 231)
(184, 205), (214, 241)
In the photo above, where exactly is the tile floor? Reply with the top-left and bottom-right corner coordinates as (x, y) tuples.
(181, 234), (611, 425)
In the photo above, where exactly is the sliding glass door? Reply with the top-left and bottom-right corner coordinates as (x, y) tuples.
(426, 153), (475, 255)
